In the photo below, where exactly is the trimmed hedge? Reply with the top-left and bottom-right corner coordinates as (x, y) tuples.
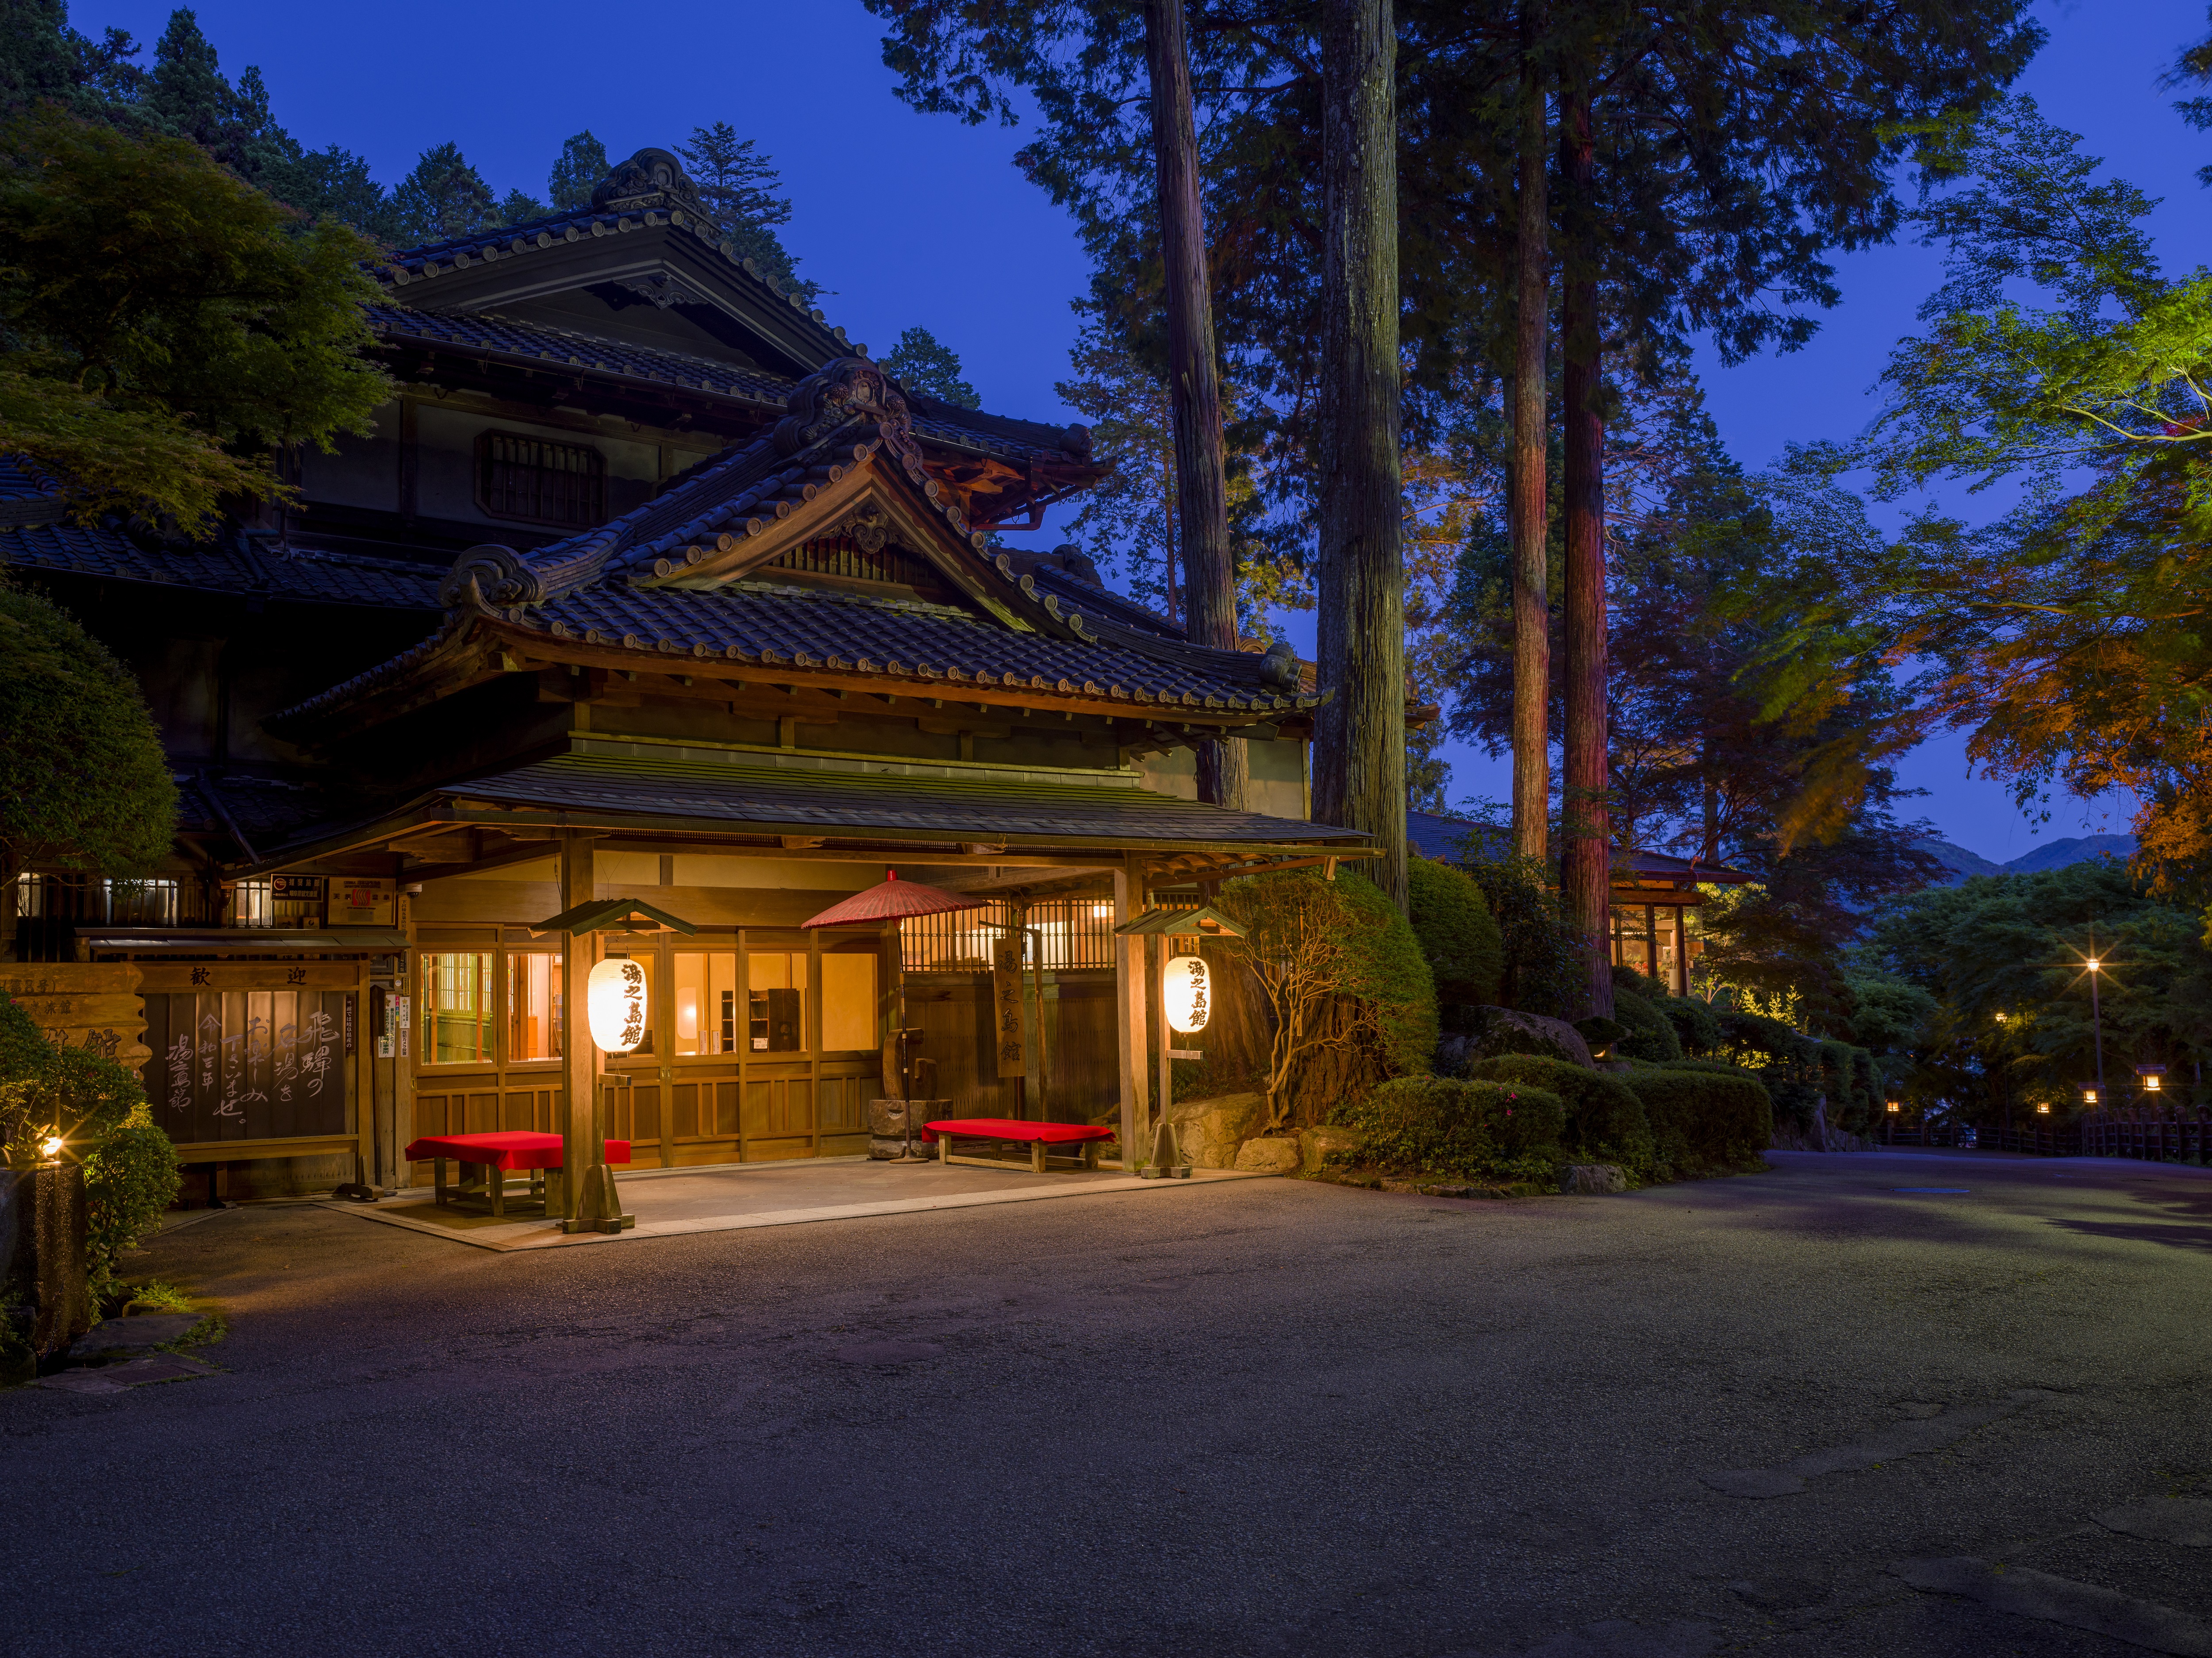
(1407, 857), (1504, 1007)
(1624, 1064), (1773, 1174)
(1660, 996), (1724, 1057)
(1334, 1075), (1566, 1182)
(1612, 987), (1682, 1062)
(1463, 1054), (1654, 1175)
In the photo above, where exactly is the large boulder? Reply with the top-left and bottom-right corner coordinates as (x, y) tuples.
(1559, 1163), (1630, 1195)
(1166, 1092), (1267, 1169)
(1234, 1137), (1302, 1175)
(1299, 1124), (1366, 1174)
(1450, 1007), (1596, 1071)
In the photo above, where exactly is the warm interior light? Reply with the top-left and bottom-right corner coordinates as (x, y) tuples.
(1091, 902), (1112, 919)
(39, 1135), (63, 1158)
(2037, 1103), (2052, 1114)
(1886, 1100), (1901, 1113)
(676, 990), (698, 1041)
(2144, 1073), (2162, 1092)
(1161, 953), (1212, 1034)
(587, 957), (649, 1054)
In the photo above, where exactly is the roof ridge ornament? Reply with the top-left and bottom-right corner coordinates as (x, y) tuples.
(773, 358), (922, 476)
(590, 147), (717, 230)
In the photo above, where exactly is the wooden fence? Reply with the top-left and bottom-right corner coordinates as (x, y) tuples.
(1880, 1106), (2211, 1162)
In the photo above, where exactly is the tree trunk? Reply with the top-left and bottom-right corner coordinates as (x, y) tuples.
(1509, 12), (1551, 866)
(1558, 76), (1612, 1019)
(1313, 0), (1407, 911)
(1144, 0), (1247, 811)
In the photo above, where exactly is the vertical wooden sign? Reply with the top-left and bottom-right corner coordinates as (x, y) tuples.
(991, 936), (1027, 1079)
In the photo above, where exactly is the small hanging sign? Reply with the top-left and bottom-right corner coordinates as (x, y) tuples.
(991, 935), (1027, 1078)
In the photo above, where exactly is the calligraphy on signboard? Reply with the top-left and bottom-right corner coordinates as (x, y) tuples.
(991, 936), (1027, 1078)
(141, 990), (348, 1144)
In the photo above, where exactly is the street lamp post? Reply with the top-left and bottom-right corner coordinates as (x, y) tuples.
(2086, 954), (2106, 1107)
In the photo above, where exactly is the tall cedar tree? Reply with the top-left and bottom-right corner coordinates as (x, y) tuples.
(880, 325), (981, 408)
(0, 106), (392, 531)
(1314, 0), (1407, 908)
(1144, 0), (1244, 810)
(1508, 0), (1550, 863)
(676, 122), (818, 301)
(390, 141), (495, 244)
(548, 130), (608, 210)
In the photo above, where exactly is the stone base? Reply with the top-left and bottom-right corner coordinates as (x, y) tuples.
(1298, 1125), (1365, 1175)
(868, 1136), (936, 1162)
(1164, 1092), (1267, 1169)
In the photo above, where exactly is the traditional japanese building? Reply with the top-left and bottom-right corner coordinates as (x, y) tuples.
(1, 149), (1364, 1202)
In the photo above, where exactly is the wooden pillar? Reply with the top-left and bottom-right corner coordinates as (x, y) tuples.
(1114, 856), (1148, 1167)
(557, 832), (597, 1220)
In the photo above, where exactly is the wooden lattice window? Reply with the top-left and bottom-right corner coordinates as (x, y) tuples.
(768, 535), (933, 588)
(476, 431), (607, 529)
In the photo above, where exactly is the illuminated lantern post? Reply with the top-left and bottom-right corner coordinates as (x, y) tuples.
(1112, 903), (1246, 1176)
(530, 897), (696, 1233)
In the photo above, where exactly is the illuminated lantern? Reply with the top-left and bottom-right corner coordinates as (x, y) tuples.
(588, 958), (649, 1053)
(1162, 954), (1211, 1034)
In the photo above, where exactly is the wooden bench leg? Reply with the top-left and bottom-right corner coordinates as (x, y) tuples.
(434, 1158), (448, 1206)
(489, 1162), (505, 1219)
(1032, 1139), (1048, 1174)
(1084, 1142), (1099, 1170)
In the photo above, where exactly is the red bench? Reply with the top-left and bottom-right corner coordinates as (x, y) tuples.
(922, 1118), (1116, 1174)
(403, 1131), (633, 1218)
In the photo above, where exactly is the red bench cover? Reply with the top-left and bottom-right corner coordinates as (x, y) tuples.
(922, 1118), (1115, 1145)
(403, 1131), (632, 1169)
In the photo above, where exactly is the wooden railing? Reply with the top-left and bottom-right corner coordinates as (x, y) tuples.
(1878, 1108), (2210, 1162)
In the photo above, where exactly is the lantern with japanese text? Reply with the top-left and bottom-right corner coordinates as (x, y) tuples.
(1162, 954), (1211, 1034)
(587, 957), (649, 1054)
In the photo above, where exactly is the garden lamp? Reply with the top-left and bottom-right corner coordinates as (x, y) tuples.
(2135, 1064), (2166, 1093)
(2036, 1103), (2051, 1115)
(2081, 1085), (2099, 1107)
(39, 1133), (63, 1159)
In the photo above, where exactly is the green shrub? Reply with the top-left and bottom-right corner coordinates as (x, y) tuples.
(1463, 1053), (1654, 1175)
(1717, 1008), (1822, 1128)
(1334, 1074), (1567, 1182)
(1612, 987), (1683, 1062)
(1623, 1065), (1773, 1174)
(1660, 996), (1724, 1057)
(0, 997), (178, 1296)
(1407, 857), (1505, 1008)
(1456, 852), (1585, 1016)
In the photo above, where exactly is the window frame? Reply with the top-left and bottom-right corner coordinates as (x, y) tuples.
(474, 428), (608, 530)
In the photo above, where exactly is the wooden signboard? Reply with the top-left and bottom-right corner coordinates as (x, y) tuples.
(0, 963), (149, 1073)
(327, 878), (396, 927)
(991, 936), (1027, 1079)
(139, 963), (361, 992)
(142, 990), (351, 1146)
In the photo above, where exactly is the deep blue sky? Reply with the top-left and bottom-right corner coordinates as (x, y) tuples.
(89, 0), (2206, 861)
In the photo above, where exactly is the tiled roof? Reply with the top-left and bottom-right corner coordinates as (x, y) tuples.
(0, 523), (444, 610)
(368, 302), (1089, 469)
(433, 747), (1367, 850)
(528, 581), (1300, 709)
(273, 357), (1308, 730)
(175, 771), (355, 851)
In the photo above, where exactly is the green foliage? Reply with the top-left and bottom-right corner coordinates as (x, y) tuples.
(1610, 981), (1683, 1062)
(1334, 1075), (1566, 1183)
(390, 140), (494, 244)
(0, 0), (142, 119)
(1857, 858), (2212, 1120)
(676, 120), (817, 300)
(1714, 1008), (1824, 1127)
(1620, 1065), (1772, 1174)
(1455, 851), (1584, 1016)
(498, 188), (549, 225)
(1407, 856), (1504, 1009)
(0, 106), (392, 531)
(547, 129), (607, 211)
(0, 997), (177, 1296)
(0, 581), (176, 886)
(1463, 1054), (1654, 1176)
(1660, 994), (1724, 1057)
(1215, 868), (1437, 1127)
(880, 325), (981, 409)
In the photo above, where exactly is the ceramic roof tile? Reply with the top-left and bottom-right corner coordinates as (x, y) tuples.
(0, 523), (444, 610)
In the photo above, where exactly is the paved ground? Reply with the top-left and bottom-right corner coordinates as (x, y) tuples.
(4, 1148), (2211, 1657)
(331, 1155), (1260, 1251)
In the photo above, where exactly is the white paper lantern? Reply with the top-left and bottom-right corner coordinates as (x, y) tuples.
(1162, 954), (1211, 1034)
(588, 957), (650, 1053)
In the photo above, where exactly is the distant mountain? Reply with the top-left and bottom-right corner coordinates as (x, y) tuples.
(1913, 833), (2136, 886)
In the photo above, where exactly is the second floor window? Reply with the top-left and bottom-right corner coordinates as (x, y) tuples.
(477, 431), (606, 529)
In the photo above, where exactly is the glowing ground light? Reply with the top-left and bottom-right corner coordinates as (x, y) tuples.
(40, 1135), (63, 1158)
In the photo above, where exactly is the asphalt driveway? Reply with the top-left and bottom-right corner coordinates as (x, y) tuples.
(4, 1148), (2210, 1657)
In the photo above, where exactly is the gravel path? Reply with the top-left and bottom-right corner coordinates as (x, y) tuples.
(4, 1147), (2210, 1657)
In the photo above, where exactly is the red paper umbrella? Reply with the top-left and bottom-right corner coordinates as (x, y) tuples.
(799, 869), (992, 929)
